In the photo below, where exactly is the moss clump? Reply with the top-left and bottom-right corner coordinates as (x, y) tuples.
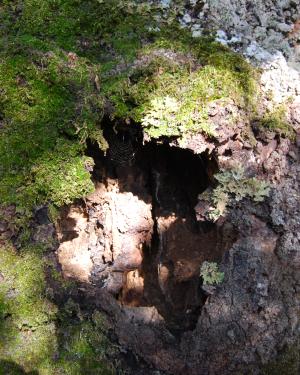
(0, 244), (58, 370)
(41, 319), (114, 375)
(259, 104), (295, 140)
(32, 142), (95, 207)
(0, 0), (163, 231)
(104, 33), (258, 138)
(0, 37), (104, 229)
(0, 1), (260, 231)
(1, 0), (156, 61)
(0, 244), (114, 374)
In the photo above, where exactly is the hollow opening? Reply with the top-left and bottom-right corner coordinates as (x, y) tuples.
(57, 121), (236, 333)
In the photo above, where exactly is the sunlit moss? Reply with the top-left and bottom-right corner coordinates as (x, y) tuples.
(0, 0), (164, 231)
(0, 244), (58, 371)
(0, 0), (261, 228)
(31, 143), (95, 207)
(259, 104), (295, 140)
(103, 33), (259, 138)
(0, 42), (104, 229)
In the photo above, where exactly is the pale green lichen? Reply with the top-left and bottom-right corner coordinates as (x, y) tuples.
(204, 166), (270, 221)
(200, 261), (224, 285)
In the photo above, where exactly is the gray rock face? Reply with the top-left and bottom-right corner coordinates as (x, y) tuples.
(180, 143), (300, 374)
(156, 0), (300, 111)
(181, 211), (300, 374)
(79, 162), (300, 374)
(271, 164), (300, 266)
(182, 0), (300, 63)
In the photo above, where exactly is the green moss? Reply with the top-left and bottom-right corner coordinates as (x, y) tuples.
(0, 37), (105, 230)
(0, 1), (261, 231)
(0, 244), (58, 371)
(0, 244), (114, 374)
(262, 345), (300, 375)
(1, 0), (156, 61)
(41, 320), (114, 375)
(32, 143), (95, 207)
(0, 0), (166, 231)
(103, 33), (259, 138)
(259, 104), (295, 140)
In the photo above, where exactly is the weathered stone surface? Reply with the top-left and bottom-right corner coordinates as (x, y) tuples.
(51, 18), (300, 368)
(181, 213), (299, 374)
(171, 0), (300, 63)
(271, 163), (300, 267)
(56, 173), (153, 286)
(57, 206), (93, 283)
(159, 0), (300, 111)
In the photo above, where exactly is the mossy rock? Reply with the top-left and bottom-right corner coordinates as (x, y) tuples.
(262, 345), (300, 375)
(0, 243), (114, 374)
(0, 0), (261, 231)
(103, 33), (259, 138)
(258, 104), (296, 140)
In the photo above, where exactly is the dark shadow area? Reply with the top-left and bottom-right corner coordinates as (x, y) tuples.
(87, 117), (210, 204)
(84, 121), (237, 332)
(0, 361), (38, 375)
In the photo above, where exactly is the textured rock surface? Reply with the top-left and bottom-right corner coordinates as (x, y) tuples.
(171, 0), (300, 64)
(57, 170), (153, 288)
(54, 125), (300, 373)
(53, 2), (300, 372)
(156, 0), (300, 114)
(181, 211), (300, 374)
(2, 1), (299, 373)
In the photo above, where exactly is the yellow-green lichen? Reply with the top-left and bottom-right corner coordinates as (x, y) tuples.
(200, 261), (224, 285)
(203, 166), (270, 221)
